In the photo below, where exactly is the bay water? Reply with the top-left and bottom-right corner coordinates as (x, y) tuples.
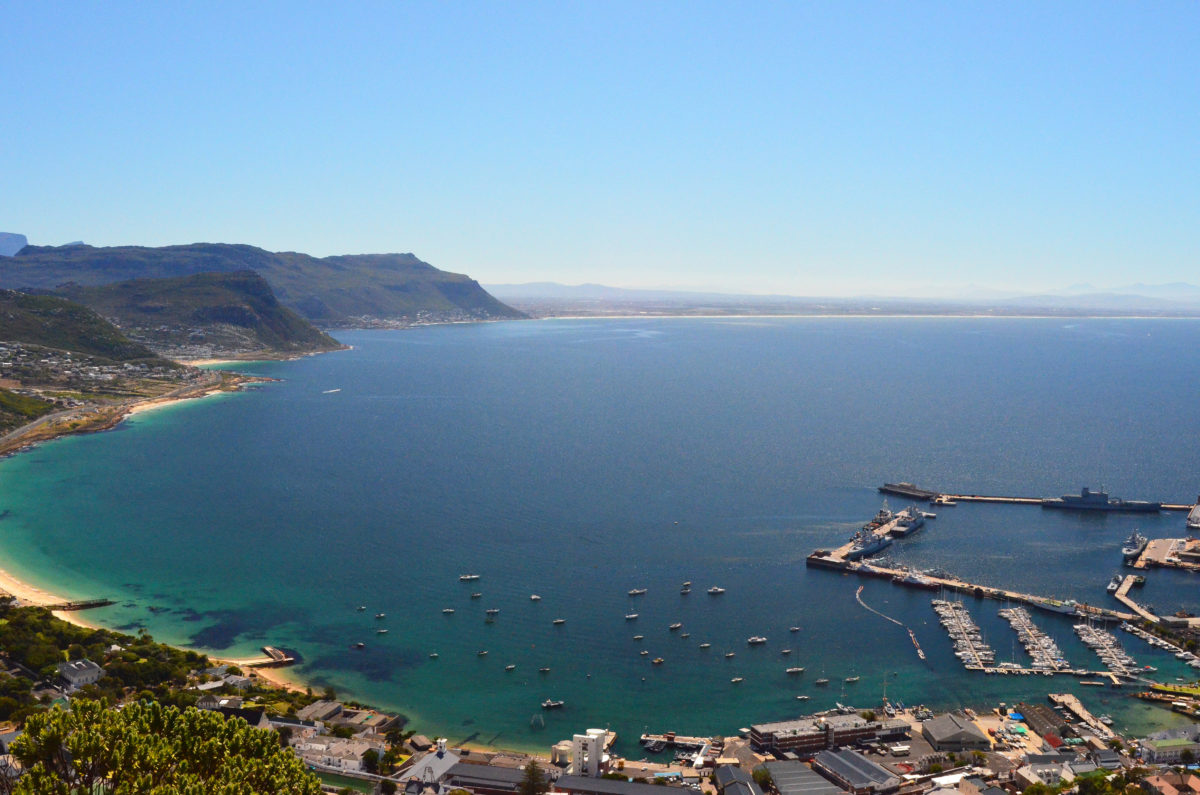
(2, 318), (1200, 752)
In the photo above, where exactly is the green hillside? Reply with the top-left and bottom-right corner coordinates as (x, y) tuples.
(0, 290), (164, 362)
(4, 243), (524, 325)
(54, 271), (344, 355)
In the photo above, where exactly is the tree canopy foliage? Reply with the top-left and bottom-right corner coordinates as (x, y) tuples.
(10, 699), (322, 794)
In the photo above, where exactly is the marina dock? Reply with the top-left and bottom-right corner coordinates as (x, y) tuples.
(1112, 575), (1159, 623)
(1048, 693), (1116, 740)
(240, 646), (296, 668)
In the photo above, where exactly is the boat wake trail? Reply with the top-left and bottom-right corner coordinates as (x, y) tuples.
(856, 586), (927, 661)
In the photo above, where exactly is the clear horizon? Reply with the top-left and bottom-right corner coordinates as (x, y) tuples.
(3, 2), (1197, 297)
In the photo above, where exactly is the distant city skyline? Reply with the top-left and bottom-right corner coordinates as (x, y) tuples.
(2, 2), (1196, 296)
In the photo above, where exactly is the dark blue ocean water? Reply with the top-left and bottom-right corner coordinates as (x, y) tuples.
(2, 317), (1200, 751)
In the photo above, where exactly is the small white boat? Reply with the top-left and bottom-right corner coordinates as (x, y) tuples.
(477, 650), (488, 657)
(553, 618), (566, 625)
(429, 652), (438, 659)
(375, 613), (386, 619)
(376, 629), (388, 634)
(625, 614), (639, 620)
(731, 677), (744, 684)
(530, 594), (541, 601)
(845, 676), (860, 683)
(789, 626), (801, 632)
(486, 608), (500, 615)
(459, 574), (481, 582)
(747, 636), (767, 645)
(356, 605), (366, 611)
(505, 664), (516, 671)
(322, 388), (341, 394)
(786, 667), (805, 675)
(628, 588), (648, 596)
(725, 652), (735, 659)
(442, 608), (455, 614)
(781, 649), (792, 655)
(796, 695), (810, 701)
(669, 623), (683, 631)
(699, 642), (711, 649)
(707, 587), (726, 595)
(633, 634), (644, 640)
(640, 650), (650, 656)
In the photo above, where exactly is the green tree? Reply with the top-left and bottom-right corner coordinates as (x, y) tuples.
(11, 698), (321, 794)
(363, 748), (380, 774)
(381, 782), (398, 795)
(520, 759), (549, 795)
(1181, 749), (1196, 766)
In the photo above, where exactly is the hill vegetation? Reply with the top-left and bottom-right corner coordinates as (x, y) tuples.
(4, 243), (524, 326)
(12, 699), (321, 794)
(53, 271), (344, 357)
(0, 290), (165, 363)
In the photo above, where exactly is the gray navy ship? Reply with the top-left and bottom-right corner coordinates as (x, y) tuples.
(1041, 487), (1160, 513)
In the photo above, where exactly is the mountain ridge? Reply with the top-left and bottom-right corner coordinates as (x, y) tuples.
(3, 243), (524, 326)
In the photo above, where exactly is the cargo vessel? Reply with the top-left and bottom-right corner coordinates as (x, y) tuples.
(1041, 487), (1160, 513)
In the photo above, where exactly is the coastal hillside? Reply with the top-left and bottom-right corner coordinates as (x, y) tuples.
(2, 243), (525, 326)
(52, 271), (345, 358)
(0, 290), (165, 363)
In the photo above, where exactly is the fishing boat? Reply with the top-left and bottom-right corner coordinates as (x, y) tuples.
(796, 695), (810, 701)
(542, 699), (564, 709)
(352, 642), (365, 650)
(680, 587), (691, 594)
(356, 606), (366, 611)
(725, 652), (736, 659)
(376, 629), (388, 634)
(640, 650), (650, 656)
(486, 608), (500, 616)
(789, 626), (801, 633)
(628, 588), (648, 596)
(375, 613), (386, 619)
(707, 586), (726, 595)
(680, 632), (690, 639)
(781, 649), (792, 655)
(634, 634), (644, 641)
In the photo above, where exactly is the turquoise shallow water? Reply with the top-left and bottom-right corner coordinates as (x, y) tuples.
(1, 318), (1200, 752)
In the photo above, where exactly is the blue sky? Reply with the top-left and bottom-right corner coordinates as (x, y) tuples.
(2, 2), (1196, 295)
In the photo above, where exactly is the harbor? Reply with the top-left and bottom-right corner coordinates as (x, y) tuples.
(879, 482), (1197, 513)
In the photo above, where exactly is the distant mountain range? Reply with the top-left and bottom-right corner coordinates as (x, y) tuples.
(486, 281), (1200, 316)
(2, 243), (524, 326)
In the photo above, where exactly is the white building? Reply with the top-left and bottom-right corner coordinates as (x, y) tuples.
(56, 660), (105, 688)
